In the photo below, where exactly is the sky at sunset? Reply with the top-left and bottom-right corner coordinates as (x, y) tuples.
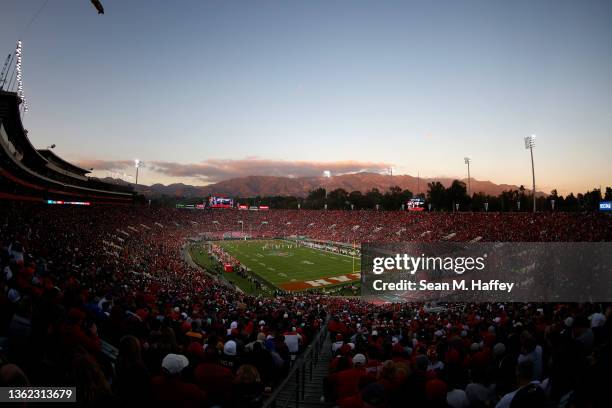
(1, 0), (611, 194)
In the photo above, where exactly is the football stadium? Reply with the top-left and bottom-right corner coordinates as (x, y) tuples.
(1, 2), (612, 408)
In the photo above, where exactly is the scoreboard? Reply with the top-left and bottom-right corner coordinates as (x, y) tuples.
(407, 198), (425, 211)
(208, 196), (234, 208)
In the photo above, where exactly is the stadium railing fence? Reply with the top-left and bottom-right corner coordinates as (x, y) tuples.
(261, 322), (328, 408)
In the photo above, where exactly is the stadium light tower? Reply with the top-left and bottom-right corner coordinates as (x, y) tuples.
(323, 170), (331, 208)
(134, 159), (142, 186)
(464, 157), (471, 196)
(524, 135), (536, 213)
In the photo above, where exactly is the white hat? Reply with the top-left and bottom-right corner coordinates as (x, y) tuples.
(230, 321), (238, 329)
(259, 320), (266, 326)
(3, 266), (12, 281)
(589, 313), (606, 328)
(162, 354), (189, 375)
(353, 354), (366, 365)
(7, 288), (21, 303)
(224, 340), (237, 356)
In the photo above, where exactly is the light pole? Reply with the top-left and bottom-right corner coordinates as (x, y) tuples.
(323, 170), (330, 209)
(524, 135), (536, 213)
(464, 157), (471, 196)
(134, 159), (142, 186)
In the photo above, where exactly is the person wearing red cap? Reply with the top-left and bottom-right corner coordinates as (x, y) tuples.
(425, 378), (449, 407)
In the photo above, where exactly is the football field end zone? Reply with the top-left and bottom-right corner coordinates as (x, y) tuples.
(278, 272), (361, 291)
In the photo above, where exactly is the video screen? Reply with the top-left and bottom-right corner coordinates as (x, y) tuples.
(208, 196), (234, 208)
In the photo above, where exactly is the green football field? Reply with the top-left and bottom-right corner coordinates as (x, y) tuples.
(216, 240), (360, 292)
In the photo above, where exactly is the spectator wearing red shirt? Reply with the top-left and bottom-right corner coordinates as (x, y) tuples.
(194, 347), (234, 406)
(59, 308), (101, 355)
(331, 353), (368, 401)
(151, 353), (207, 408)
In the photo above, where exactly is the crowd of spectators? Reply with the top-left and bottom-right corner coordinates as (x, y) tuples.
(323, 301), (611, 408)
(201, 209), (611, 242)
(1, 203), (611, 407)
(0, 204), (324, 407)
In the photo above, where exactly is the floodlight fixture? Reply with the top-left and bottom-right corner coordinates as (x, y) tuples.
(464, 157), (472, 196)
(524, 135), (537, 213)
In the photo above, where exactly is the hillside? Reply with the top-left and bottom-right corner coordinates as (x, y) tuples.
(132, 172), (536, 198)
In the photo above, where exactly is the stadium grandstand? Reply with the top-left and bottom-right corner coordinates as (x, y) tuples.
(1, 199), (612, 407)
(0, 90), (134, 205)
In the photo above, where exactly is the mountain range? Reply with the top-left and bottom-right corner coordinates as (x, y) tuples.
(101, 172), (539, 198)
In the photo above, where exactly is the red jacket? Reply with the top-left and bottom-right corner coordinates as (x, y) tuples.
(194, 362), (234, 402)
(60, 323), (101, 355)
(331, 367), (366, 400)
(151, 376), (207, 408)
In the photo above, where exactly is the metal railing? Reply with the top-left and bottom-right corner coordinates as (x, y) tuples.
(262, 324), (328, 408)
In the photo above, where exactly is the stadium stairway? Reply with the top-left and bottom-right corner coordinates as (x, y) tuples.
(265, 330), (333, 408)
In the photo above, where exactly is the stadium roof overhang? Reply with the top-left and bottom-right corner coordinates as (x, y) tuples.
(37, 149), (91, 176)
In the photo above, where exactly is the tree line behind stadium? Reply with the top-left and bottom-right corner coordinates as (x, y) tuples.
(157, 180), (611, 212)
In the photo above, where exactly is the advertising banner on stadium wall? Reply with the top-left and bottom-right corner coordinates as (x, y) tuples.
(361, 242), (612, 302)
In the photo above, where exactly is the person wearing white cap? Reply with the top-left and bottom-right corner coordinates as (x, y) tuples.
(152, 353), (206, 405)
(224, 340), (237, 356)
(227, 321), (238, 335)
(7, 288), (21, 303)
(589, 312), (606, 328)
(161, 353), (189, 375)
(220, 340), (240, 372)
(352, 353), (366, 366)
